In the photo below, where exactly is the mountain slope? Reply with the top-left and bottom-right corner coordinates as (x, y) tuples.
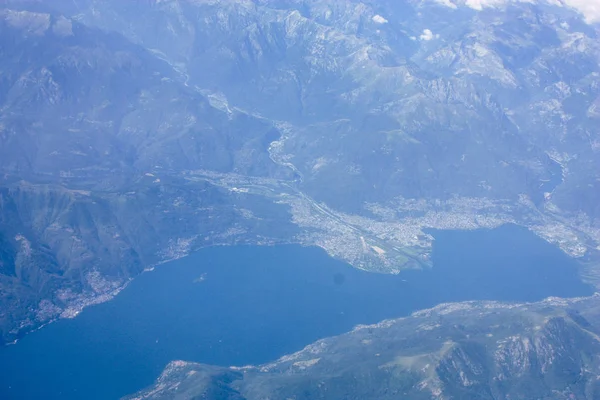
(0, 0), (599, 344)
(44, 0), (600, 212)
(40, 0), (600, 248)
(127, 296), (600, 400)
(0, 6), (296, 343)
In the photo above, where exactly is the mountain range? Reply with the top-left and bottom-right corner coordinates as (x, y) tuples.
(127, 296), (600, 400)
(0, 0), (599, 397)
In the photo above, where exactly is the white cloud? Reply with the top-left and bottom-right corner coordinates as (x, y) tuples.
(464, 0), (508, 10)
(563, 0), (600, 23)
(434, 0), (458, 8)
(372, 14), (388, 24)
(420, 28), (437, 40)
(430, 0), (600, 24)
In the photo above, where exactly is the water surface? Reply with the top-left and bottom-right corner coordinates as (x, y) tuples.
(0, 224), (593, 399)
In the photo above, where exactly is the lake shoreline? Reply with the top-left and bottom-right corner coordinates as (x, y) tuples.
(0, 225), (594, 400)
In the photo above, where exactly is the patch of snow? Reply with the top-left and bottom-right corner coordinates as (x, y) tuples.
(465, 0), (508, 10)
(372, 14), (388, 24)
(420, 29), (438, 41)
(563, 0), (600, 23)
(428, 0), (600, 24)
(435, 0), (459, 8)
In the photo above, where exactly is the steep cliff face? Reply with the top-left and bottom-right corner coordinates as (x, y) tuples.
(127, 297), (600, 400)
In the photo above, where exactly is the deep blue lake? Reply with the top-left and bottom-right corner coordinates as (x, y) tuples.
(0, 224), (593, 399)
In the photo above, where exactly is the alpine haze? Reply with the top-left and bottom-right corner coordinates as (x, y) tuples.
(0, 0), (599, 398)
